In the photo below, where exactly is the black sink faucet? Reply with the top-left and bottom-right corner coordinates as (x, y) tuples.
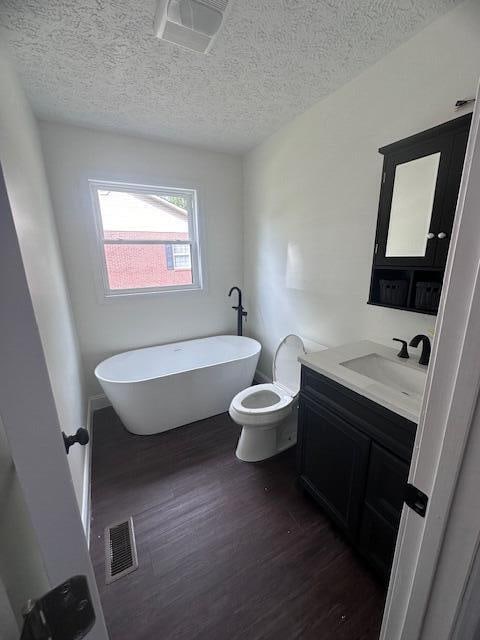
(393, 338), (409, 359)
(228, 286), (247, 336)
(409, 334), (431, 366)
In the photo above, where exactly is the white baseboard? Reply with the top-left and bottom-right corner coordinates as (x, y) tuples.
(254, 369), (272, 384)
(89, 393), (111, 412)
(81, 394), (111, 547)
(81, 398), (93, 547)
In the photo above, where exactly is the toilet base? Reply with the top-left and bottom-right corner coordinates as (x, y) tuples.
(235, 411), (297, 462)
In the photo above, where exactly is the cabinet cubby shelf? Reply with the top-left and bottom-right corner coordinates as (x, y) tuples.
(368, 266), (443, 315)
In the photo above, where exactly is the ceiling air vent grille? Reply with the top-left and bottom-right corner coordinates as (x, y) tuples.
(154, 0), (229, 53)
(105, 518), (138, 584)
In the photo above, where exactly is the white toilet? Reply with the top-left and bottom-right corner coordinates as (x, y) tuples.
(229, 334), (316, 462)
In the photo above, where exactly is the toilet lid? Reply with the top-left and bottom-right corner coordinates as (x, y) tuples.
(272, 334), (306, 396)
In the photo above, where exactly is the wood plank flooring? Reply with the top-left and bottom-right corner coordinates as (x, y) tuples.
(90, 408), (385, 640)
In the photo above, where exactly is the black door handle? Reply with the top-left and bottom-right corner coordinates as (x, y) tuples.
(62, 428), (89, 454)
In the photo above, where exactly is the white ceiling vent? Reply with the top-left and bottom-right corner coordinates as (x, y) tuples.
(154, 0), (229, 54)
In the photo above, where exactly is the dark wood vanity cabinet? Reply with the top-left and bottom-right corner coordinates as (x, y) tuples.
(297, 366), (416, 580)
(299, 396), (370, 535)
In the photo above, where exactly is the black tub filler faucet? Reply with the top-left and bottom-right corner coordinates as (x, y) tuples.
(228, 286), (247, 336)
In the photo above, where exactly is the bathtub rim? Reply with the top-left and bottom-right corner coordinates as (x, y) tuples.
(94, 335), (261, 385)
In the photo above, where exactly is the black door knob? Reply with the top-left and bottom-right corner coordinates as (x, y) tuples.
(63, 428), (89, 454)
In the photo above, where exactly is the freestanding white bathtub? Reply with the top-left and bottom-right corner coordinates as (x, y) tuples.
(94, 335), (261, 435)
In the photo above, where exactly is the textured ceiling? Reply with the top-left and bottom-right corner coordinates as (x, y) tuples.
(0, 0), (461, 153)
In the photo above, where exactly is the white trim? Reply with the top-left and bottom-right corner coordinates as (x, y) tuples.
(409, 87), (480, 640)
(81, 394), (112, 547)
(88, 179), (204, 300)
(81, 399), (93, 546)
(381, 83), (480, 640)
(89, 393), (111, 412)
(102, 282), (202, 298)
(82, 393), (111, 548)
(99, 282), (206, 303)
(0, 165), (109, 639)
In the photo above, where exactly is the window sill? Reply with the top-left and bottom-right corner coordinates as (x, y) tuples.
(101, 283), (204, 302)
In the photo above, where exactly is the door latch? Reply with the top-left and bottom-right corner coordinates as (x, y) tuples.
(404, 483), (429, 517)
(20, 575), (95, 640)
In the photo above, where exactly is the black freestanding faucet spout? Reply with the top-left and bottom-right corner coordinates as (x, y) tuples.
(228, 286), (247, 336)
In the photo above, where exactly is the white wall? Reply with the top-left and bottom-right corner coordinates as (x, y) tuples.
(39, 122), (244, 396)
(0, 50), (87, 512)
(0, 416), (48, 630)
(243, 0), (480, 378)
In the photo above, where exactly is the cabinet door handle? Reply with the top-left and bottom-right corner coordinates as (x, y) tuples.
(426, 232), (435, 239)
(437, 232), (447, 239)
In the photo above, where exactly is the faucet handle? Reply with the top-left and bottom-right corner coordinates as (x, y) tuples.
(393, 338), (409, 359)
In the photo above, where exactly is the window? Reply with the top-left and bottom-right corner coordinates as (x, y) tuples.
(89, 180), (202, 297)
(172, 244), (192, 270)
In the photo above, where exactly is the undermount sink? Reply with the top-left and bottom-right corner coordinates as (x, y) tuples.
(340, 353), (426, 399)
(299, 340), (428, 422)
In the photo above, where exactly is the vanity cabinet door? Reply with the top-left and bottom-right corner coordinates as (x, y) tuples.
(358, 506), (397, 579)
(364, 443), (409, 525)
(298, 396), (370, 538)
(359, 443), (410, 579)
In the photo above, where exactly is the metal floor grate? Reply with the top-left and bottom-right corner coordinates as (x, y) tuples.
(105, 517), (138, 584)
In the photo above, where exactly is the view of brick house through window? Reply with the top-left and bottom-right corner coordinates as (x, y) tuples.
(93, 185), (200, 293)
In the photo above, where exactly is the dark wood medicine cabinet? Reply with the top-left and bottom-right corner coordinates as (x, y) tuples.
(368, 113), (472, 315)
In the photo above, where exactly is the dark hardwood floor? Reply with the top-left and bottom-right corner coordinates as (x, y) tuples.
(90, 408), (385, 640)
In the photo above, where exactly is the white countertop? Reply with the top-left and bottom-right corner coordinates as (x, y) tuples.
(299, 340), (427, 423)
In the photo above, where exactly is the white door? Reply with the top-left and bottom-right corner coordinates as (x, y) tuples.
(381, 84), (480, 639)
(0, 166), (108, 639)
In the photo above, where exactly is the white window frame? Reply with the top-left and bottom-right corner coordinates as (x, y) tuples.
(171, 243), (192, 270)
(89, 179), (203, 298)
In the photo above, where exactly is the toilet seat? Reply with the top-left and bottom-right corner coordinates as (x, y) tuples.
(229, 335), (306, 427)
(272, 334), (305, 397)
(230, 383), (294, 422)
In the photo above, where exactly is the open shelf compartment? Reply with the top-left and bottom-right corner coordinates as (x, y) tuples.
(368, 266), (442, 315)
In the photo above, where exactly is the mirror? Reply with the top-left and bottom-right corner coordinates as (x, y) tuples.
(385, 152), (440, 257)
(368, 113), (472, 315)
